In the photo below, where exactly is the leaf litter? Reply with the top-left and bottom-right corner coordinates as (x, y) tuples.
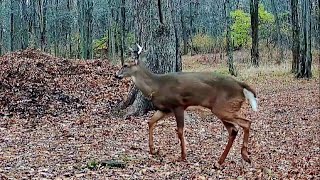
(0, 49), (319, 179)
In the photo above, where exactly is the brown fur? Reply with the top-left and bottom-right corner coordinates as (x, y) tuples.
(116, 59), (257, 166)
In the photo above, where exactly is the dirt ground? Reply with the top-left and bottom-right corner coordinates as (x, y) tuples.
(0, 49), (319, 179)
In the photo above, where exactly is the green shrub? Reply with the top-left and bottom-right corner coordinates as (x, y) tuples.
(192, 33), (214, 53)
(231, 9), (251, 49)
(258, 4), (275, 40)
(230, 4), (274, 49)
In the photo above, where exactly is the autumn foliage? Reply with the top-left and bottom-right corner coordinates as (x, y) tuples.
(0, 49), (319, 179)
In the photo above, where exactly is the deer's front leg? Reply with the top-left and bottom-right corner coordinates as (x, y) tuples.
(173, 107), (186, 161)
(148, 110), (168, 155)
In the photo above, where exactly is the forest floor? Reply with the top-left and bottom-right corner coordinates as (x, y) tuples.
(0, 49), (319, 179)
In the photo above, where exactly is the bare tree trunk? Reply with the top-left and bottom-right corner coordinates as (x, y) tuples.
(78, 0), (93, 59)
(10, 0), (15, 51)
(119, 0), (126, 65)
(318, 0), (320, 63)
(250, 0), (259, 67)
(179, 0), (188, 55)
(291, 0), (300, 73)
(271, 0), (284, 64)
(108, 5), (116, 60)
(21, 0), (29, 50)
(67, 0), (72, 58)
(122, 0), (182, 116)
(0, 0), (3, 55)
(224, 0), (236, 76)
(297, 0), (312, 78)
(54, 0), (59, 56)
(170, 0), (182, 72)
(39, 0), (48, 51)
(189, 0), (194, 56)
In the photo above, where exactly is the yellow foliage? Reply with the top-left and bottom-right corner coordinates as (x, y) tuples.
(192, 33), (214, 53)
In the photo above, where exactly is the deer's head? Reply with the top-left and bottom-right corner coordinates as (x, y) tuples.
(115, 44), (143, 79)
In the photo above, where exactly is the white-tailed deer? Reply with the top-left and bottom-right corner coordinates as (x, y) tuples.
(115, 44), (258, 166)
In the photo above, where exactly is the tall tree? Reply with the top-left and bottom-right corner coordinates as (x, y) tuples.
(318, 0), (320, 62)
(271, 0), (284, 64)
(77, 0), (93, 59)
(291, 0), (300, 73)
(66, 0), (73, 58)
(119, 0), (126, 65)
(250, 0), (259, 67)
(10, 0), (21, 51)
(29, 0), (39, 49)
(224, 0), (236, 76)
(179, 0), (188, 55)
(38, 0), (48, 51)
(0, 0), (3, 56)
(297, 0), (312, 78)
(53, 0), (59, 56)
(21, 0), (28, 50)
(189, 0), (195, 55)
(122, 0), (182, 116)
(107, 0), (116, 60)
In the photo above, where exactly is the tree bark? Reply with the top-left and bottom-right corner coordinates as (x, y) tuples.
(179, 0), (188, 55)
(9, 0), (22, 51)
(157, 0), (163, 24)
(271, 0), (284, 64)
(122, 0), (182, 116)
(54, 0), (59, 56)
(224, 0), (237, 76)
(21, 0), (29, 50)
(318, 0), (320, 63)
(291, 0), (300, 73)
(108, 1), (116, 60)
(0, 0), (3, 55)
(66, 0), (72, 58)
(189, 0), (195, 56)
(250, 0), (259, 67)
(78, 0), (93, 59)
(39, 0), (48, 51)
(120, 0), (126, 65)
(296, 0), (312, 78)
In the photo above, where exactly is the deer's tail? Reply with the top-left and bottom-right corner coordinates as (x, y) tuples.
(239, 82), (258, 111)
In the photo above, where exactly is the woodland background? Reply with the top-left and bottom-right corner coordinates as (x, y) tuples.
(0, 0), (319, 179)
(0, 0), (318, 61)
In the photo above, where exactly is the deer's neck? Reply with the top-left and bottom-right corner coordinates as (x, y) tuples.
(131, 65), (159, 97)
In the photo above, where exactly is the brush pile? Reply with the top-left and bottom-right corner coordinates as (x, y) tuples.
(0, 48), (131, 118)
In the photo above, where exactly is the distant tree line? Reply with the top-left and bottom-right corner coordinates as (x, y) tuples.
(0, 0), (318, 78)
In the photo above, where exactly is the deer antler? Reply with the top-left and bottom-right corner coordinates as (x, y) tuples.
(136, 43), (143, 54)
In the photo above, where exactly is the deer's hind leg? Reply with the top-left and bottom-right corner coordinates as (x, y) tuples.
(233, 116), (252, 163)
(211, 97), (250, 165)
(217, 121), (238, 165)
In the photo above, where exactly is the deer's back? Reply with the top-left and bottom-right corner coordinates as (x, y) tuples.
(152, 72), (245, 110)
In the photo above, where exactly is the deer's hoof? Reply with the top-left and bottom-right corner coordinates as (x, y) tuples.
(241, 148), (251, 163)
(176, 157), (187, 162)
(213, 162), (222, 169)
(150, 150), (156, 155)
(150, 149), (159, 155)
